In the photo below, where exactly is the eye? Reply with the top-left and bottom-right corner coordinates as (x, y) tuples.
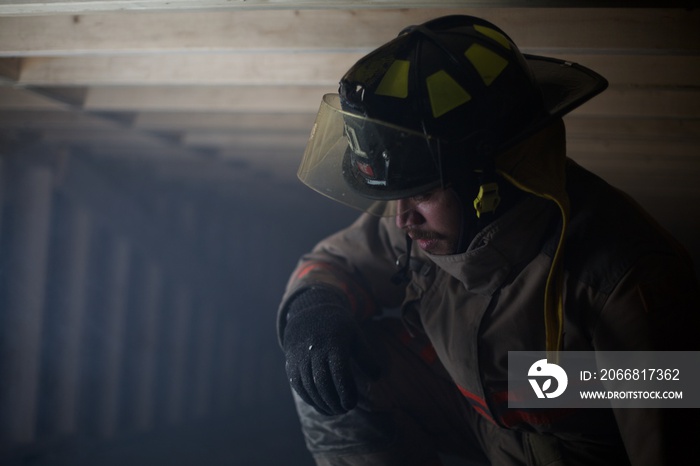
(411, 191), (434, 203)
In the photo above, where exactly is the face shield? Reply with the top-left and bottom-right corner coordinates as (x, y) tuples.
(297, 94), (443, 217)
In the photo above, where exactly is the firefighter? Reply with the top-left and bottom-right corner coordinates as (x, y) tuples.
(278, 15), (700, 466)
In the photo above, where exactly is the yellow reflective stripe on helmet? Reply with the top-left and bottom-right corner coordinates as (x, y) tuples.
(465, 43), (509, 86)
(426, 70), (472, 118)
(375, 59), (410, 98)
(474, 24), (511, 50)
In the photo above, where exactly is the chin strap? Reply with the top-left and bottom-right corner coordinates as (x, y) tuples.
(451, 166), (502, 254)
(392, 234), (414, 285)
(473, 182), (501, 218)
(473, 160), (502, 219)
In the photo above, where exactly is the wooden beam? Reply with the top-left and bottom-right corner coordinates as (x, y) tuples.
(0, 86), (69, 110)
(35, 128), (182, 148)
(133, 111), (316, 132)
(27, 85), (88, 107)
(569, 139), (700, 159)
(581, 170), (700, 196)
(0, 58), (21, 82)
(3, 111), (694, 143)
(14, 53), (700, 88)
(0, 109), (126, 130)
(542, 54), (700, 89)
(215, 149), (303, 180)
(42, 199), (92, 436)
(564, 116), (700, 141)
(79, 84), (700, 118)
(181, 130), (309, 149)
(0, 158), (54, 443)
(89, 233), (130, 439)
(0, 1), (684, 16)
(17, 52), (364, 86)
(1, 9), (697, 56)
(571, 88), (700, 119)
(82, 85), (335, 112)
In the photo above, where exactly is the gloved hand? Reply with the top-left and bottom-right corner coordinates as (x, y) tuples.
(282, 287), (381, 416)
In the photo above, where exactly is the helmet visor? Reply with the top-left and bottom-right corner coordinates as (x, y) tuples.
(297, 94), (442, 216)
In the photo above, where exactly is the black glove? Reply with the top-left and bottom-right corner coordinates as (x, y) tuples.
(282, 287), (381, 416)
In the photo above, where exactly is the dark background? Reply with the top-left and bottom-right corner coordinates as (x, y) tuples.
(0, 149), (358, 466)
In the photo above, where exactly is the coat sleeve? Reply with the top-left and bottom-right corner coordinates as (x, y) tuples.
(277, 212), (409, 346)
(592, 252), (700, 466)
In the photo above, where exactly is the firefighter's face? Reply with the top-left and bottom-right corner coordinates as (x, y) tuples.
(394, 188), (463, 255)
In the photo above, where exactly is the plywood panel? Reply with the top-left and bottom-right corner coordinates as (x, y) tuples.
(0, 86), (69, 110)
(133, 111), (316, 132)
(83, 85), (335, 112)
(1, 9), (697, 56)
(17, 53), (364, 86)
(571, 88), (700, 119)
(13, 53), (700, 88)
(0, 1), (681, 16)
(564, 116), (700, 140)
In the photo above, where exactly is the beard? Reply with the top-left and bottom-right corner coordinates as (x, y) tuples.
(404, 227), (442, 241)
(404, 227), (458, 255)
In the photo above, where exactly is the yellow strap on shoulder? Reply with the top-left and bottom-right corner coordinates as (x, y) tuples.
(497, 170), (568, 365)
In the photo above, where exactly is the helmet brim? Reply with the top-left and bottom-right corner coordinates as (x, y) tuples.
(521, 54), (608, 142)
(340, 56), (607, 203)
(297, 56), (607, 216)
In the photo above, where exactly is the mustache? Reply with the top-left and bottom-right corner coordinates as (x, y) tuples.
(404, 228), (444, 241)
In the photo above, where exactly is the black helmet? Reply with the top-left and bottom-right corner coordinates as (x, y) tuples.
(297, 15), (607, 215)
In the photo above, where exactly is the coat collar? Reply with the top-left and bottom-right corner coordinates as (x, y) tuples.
(425, 195), (557, 295)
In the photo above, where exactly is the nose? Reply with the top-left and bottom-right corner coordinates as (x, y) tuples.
(395, 198), (423, 229)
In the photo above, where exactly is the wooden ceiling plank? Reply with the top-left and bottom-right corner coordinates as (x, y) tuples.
(0, 109), (126, 130)
(541, 54), (700, 89)
(4, 111), (696, 141)
(568, 147), (700, 168)
(572, 88), (700, 120)
(582, 172), (700, 195)
(0, 9), (448, 55)
(37, 128), (178, 146)
(564, 116), (700, 141)
(17, 52), (364, 86)
(0, 86), (70, 110)
(1, 9), (697, 56)
(0, 1), (683, 16)
(81, 84), (700, 118)
(15, 53), (700, 88)
(83, 85), (335, 112)
(133, 112), (316, 132)
(182, 131), (309, 148)
(0, 57), (21, 82)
